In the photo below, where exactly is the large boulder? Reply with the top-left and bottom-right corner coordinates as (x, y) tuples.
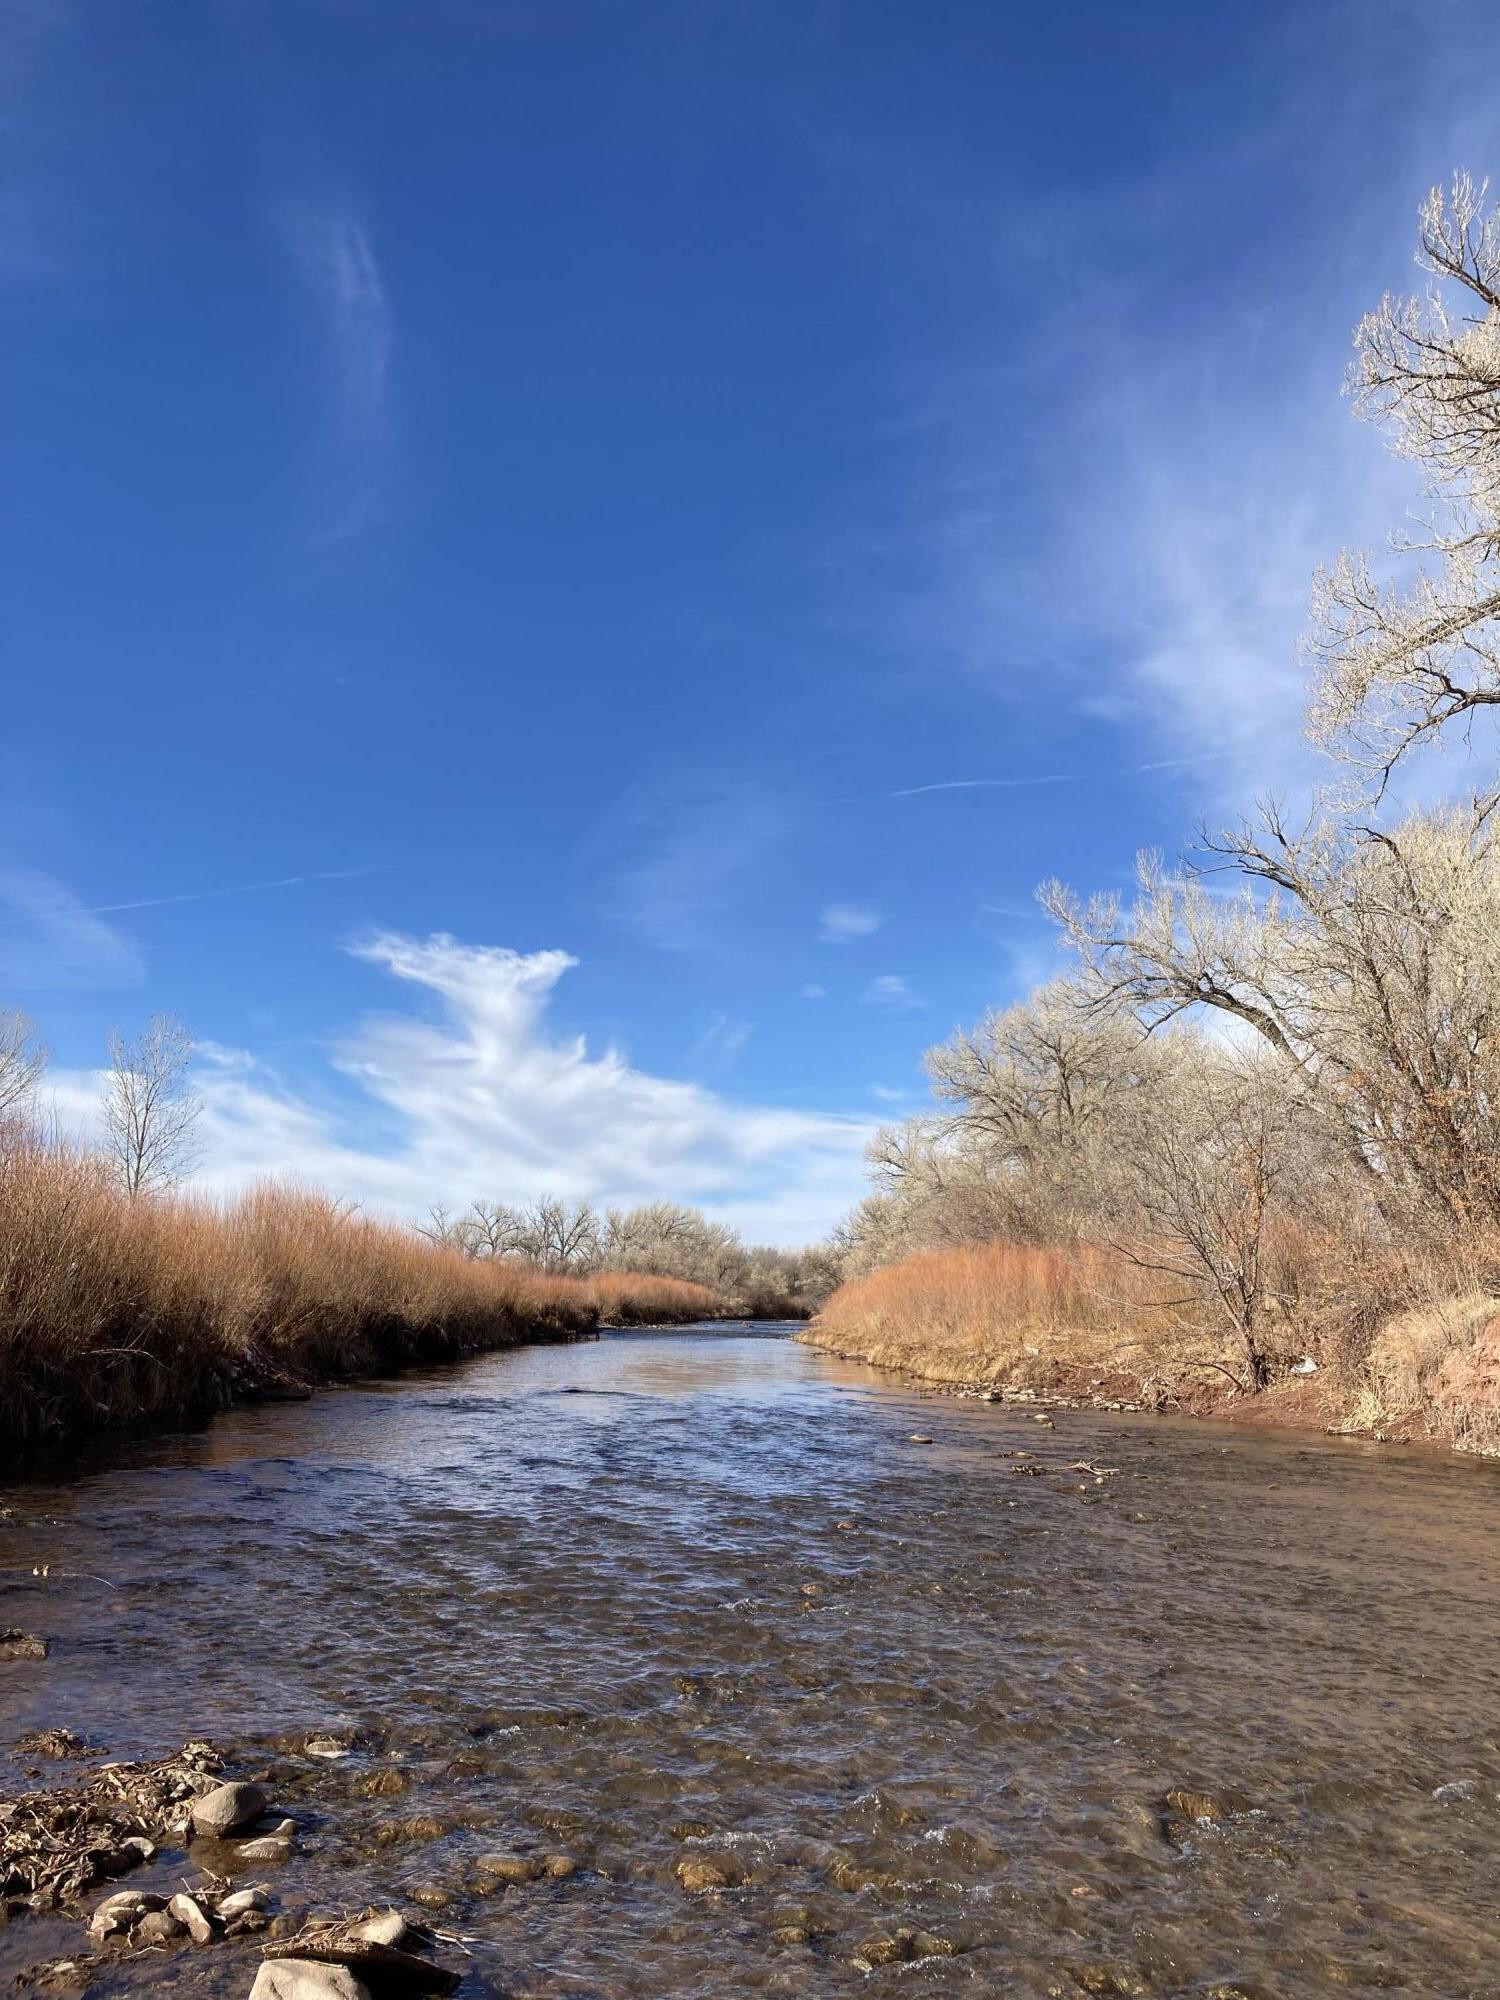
(190, 1780), (268, 1837)
(250, 1965), (371, 2000)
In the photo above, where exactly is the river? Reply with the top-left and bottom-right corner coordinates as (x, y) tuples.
(2, 1323), (1499, 1997)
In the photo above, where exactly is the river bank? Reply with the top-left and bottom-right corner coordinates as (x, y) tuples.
(805, 1241), (1500, 1457)
(3, 1327), (1499, 1996)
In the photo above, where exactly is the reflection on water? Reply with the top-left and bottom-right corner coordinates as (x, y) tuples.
(3, 1324), (1500, 1997)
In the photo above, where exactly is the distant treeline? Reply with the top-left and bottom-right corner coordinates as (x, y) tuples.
(418, 1196), (842, 1318)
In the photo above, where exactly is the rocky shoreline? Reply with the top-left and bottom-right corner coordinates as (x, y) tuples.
(797, 1323), (1461, 1452)
(1, 1738), (466, 1998)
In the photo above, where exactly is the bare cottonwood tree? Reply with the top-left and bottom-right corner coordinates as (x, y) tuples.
(601, 1201), (743, 1289)
(102, 1015), (202, 1196)
(1044, 804), (1500, 1230)
(0, 1010), (47, 1122)
(1104, 1048), (1303, 1391)
(1308, 174), (1500, 792)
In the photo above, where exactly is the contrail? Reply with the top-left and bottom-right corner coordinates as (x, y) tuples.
(892, 749), (1230, 798)
(74, 865), (388, 919)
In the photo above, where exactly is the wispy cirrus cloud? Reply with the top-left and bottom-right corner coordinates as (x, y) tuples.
(604, 777), (787, 954)
(48, 933), (876, 1241)
(0, 866), (142, 989)
(279, 194), (394, 541)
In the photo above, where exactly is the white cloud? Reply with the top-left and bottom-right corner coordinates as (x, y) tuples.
(799, 982), (826, 1000)
(869, 1083), (908, 1103)
(0, 867), (143, 989)
(50, 934), (875, 1242)
(863, 974), (922, 1009)
(820, 903), (883, 943)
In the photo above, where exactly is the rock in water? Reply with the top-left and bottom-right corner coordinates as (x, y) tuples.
(88, 1890), (162, 1939)
(675, 1856), (733, 1892)
(167, 1891), (215, 1945)
(191, 1779), (268, 1837)
(251, 1964), (372, 2000)
(350, 1912), (409, 1948)
(0, 1629), (48, 1662)
(239, 1835), (294, 1862)
(476, 1853), (539, 1884)
(220, 1887), (272, 1918)
(136, 1909), (187, 1945)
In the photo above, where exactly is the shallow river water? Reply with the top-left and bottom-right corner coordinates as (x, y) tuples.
(3, 1324), (1500, 1999)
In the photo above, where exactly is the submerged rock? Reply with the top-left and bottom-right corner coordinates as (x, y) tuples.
(853, 1926), (954, 1968)
(676, 1856), (735, 1892)
(475, 1852), (540, 1884)
(0, 1630), (48, 1663)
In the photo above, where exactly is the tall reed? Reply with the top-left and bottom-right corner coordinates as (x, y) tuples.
(0, 1128), (710, 1445)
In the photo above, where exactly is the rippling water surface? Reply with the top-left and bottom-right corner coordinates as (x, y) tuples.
(3, 1325), (1500, 1998)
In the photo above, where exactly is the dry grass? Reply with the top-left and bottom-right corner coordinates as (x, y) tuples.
(811, 1229), (1500, 1452)
(804, 1239), (1233, 1405)
(585, 1271), (721, 1325)
(0, 1128), (715, 1445)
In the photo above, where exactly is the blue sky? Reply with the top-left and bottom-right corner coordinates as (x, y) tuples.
(3, 0), (1496, 1238)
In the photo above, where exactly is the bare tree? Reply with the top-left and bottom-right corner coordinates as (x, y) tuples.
(102, 1015), (202, 1196)
(1104, 1048), (1303, 1391)
(1044, 803), (1500, 1231)
(1308, 174), (1500, 792)
(601, 1201), (743, 1289)
(0, 1010), (47, 1122)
